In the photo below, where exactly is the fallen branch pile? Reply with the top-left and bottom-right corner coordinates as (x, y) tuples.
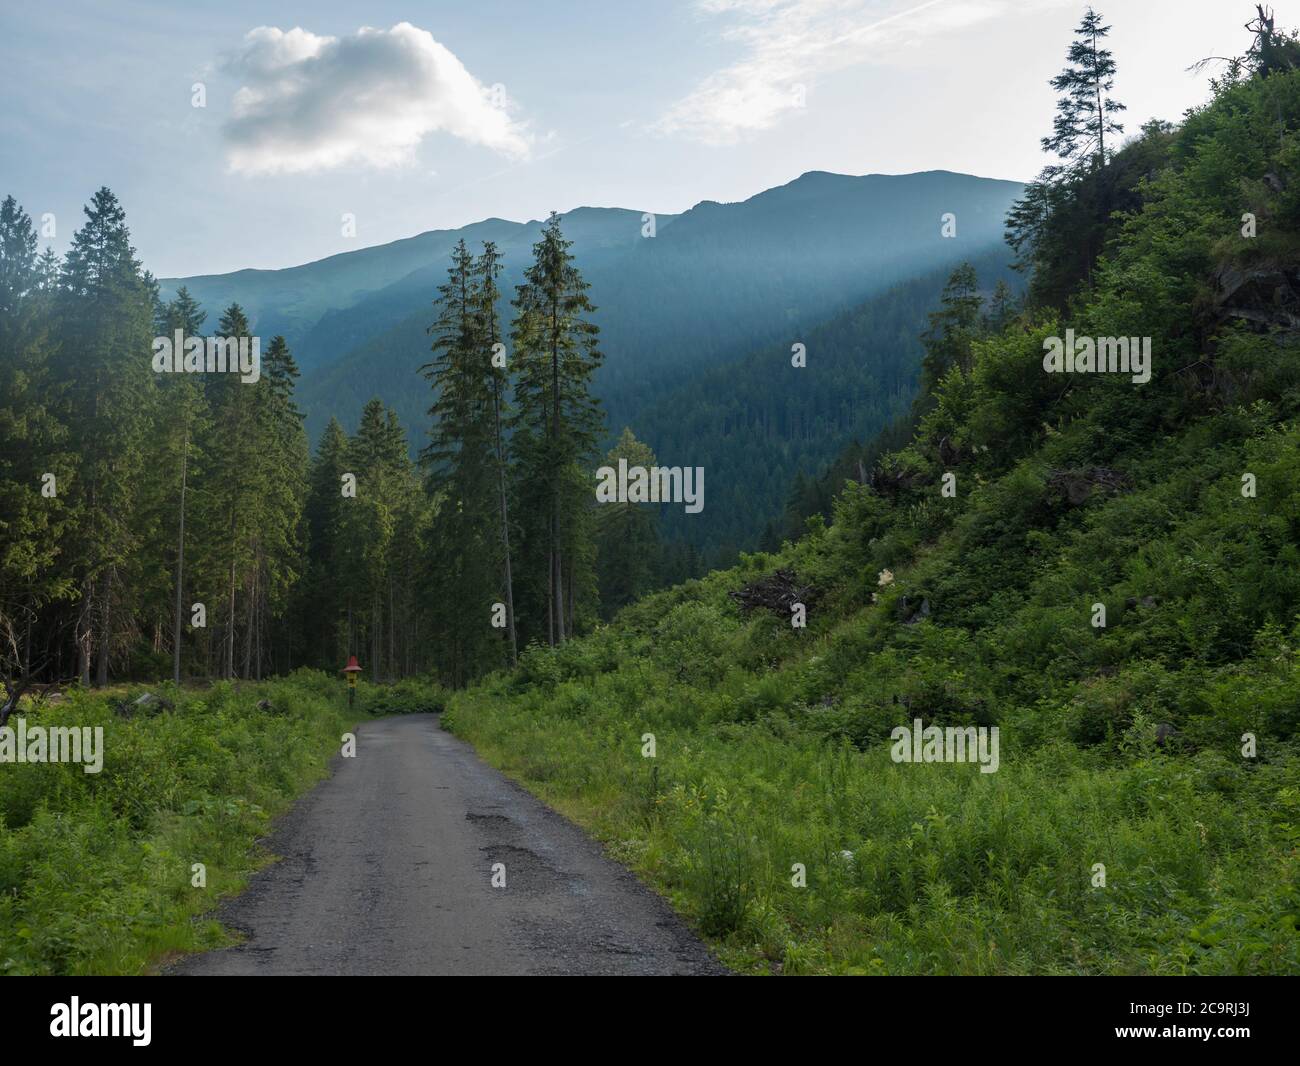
(729, 569), (820, 617)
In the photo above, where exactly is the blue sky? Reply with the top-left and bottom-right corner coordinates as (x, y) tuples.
(1, 0), (1255, 276)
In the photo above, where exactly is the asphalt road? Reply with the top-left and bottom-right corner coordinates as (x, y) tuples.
(170, 714), (723, 976)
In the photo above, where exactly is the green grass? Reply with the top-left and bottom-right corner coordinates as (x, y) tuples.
(0, 669), (422, 975)
(446, 672), (1299, 975)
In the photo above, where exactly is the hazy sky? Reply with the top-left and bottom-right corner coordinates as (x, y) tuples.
(1, 0), (1259, 277)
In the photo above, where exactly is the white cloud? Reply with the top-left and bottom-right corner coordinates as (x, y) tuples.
(222, 22), (530, 175)
(653, 0), (1057, 145)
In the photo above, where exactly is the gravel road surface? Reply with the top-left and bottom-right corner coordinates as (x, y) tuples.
(171, 714), (724, 975)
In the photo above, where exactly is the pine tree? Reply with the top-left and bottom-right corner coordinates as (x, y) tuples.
(0, 195), (38, 322)
(1006, 9), (1126, 281)
(387, 468), (429, 677)
(0, 196), (70, 680)
(299, 417), (351, 670)
(476, 241), (518, 665)
(195, 303), (261, 678)
(339, 399), (411, 682)
(918, 263), (982, 397)
(510, 213), (603, 646)
(421, 240), (503, 682)
(251, 335), (308, 677)
(156, 287), (207, 682)
(983, 279), (1017, 334)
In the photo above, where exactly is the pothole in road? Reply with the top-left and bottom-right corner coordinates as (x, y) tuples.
(480, 843), (565, 894)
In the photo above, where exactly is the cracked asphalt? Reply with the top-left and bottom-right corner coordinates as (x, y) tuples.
(170, 714), (724, 976)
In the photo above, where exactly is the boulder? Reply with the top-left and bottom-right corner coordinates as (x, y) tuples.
(899, 595), (932, 625)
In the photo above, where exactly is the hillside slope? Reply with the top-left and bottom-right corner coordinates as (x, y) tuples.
(637, 247), (1018, 563)
(442, 64), (1300, 975)
(159, 211), (649, 372)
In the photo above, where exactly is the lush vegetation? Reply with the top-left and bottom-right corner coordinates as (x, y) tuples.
(443, 11), (1300, 975)
(0, 670), (428, 975)
(6, 1), (1300, 981)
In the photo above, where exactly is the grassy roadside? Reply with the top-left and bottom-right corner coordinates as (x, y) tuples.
(0, 671), (441, 975)
(444, 666), (1300, 976)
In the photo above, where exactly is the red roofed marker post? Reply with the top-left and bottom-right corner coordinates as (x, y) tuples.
(343, 654), (362, 708)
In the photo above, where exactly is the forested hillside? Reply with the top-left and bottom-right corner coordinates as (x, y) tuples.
(643, 248), (1019, 563)
(442, 10), (1300, 974)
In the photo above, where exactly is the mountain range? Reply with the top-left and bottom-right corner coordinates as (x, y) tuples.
(161, 169), (1025, 561)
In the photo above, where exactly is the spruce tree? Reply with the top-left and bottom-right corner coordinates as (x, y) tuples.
(1042, 8), (1125, 174)
(54, 187), (156, 685)
(918, 263), (982, 397)
(300, 417), (351, 670)
(0, 196), (70, 680)
(156, 287), (207, 682)
(476, 241), (518, 665)
(422, 241), (508, 681)
(0, 195), (38, 322)
(339, 399), (410, 681)
(1006, 9), (1126, 282)
(251, 335), (308, 676)
(196, 303), (261, 678)
(510, 213), (603, 646)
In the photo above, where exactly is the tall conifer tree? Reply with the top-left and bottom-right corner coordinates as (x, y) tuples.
(0, 196), (69, 680)
(156, 286), (207, 682)
(510, 213), (603, 646)
(422, 241), (506, 681)
(476, 241), (518, 665)
(55, 188), (156, 685)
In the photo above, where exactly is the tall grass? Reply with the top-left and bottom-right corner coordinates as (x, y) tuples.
(0, 669), (387, 975)
(445, 671), (1300, 975)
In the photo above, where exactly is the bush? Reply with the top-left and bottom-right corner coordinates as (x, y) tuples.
(359, 676), (448, 716)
